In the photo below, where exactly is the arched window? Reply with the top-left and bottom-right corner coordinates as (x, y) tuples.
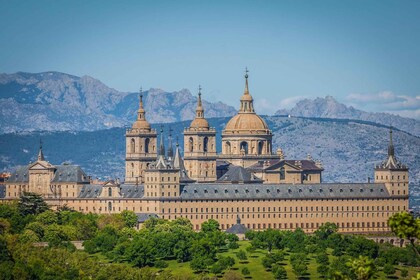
(240, 141), (248, 155)
(258, 141), (264, 155)
(108, 187), (112, 197)
(145, 138), (150, 153)
(280, 167), (285, 180)
(189, 137), (194, 152)
(108, 202), (112, 211)
(130, 138), (135, 153)
(203, 137), (208, 152)
(225, 141), (231, 154)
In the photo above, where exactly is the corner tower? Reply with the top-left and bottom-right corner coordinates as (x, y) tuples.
(125, 88), (157, 184)
(183, 86), (217, 182)
(220, 69), (278, 167)
(374, 127), (409, 198)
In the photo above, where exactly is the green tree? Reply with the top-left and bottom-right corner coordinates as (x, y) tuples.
(36, 210), (58, 225)
(236, 249), (248, 262)
(120, 210), (138, 228)
(347, 255), (376, 280)
(383, 263), (395, 277)
(401, 268), (408, 278)
(201, 219), (220, 233)
(242, 267), (250, 276)
(0, 218), (10, 235)
(272, 265), (288, 280)
(388, 212), (420, 257)
(18, 192), (49, 216)
(125, 236), (156, 267)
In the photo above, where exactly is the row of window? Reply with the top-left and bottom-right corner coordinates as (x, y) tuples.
(163, 204), (405, 214)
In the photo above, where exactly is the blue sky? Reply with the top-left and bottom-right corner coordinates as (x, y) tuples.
(0, 0), (419, 118)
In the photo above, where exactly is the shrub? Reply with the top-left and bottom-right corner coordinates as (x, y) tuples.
(241, 267), (250, 276)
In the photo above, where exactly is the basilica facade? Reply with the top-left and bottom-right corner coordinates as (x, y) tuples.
(2, 72), (410, 234)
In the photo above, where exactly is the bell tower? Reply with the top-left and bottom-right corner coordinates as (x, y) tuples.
(183, 86), (217, 182)
(374, 127), (409, 197)
(125, 88), (157, 184)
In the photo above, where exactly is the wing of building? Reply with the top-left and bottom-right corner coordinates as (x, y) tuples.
(2, 71), (410, 233)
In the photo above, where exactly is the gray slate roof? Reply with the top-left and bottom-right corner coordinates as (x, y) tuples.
(6, 166), (30, 183)
(180, 183), (390, 200)
(77, 184), (144, 198)
(52, 165), (90, 183)
(226, 223), (249, 234)
(136, 213), (159, 223)
(0, 185), (5, 198)
(217, 165), (264, 184)
(6, 164), (89, 184)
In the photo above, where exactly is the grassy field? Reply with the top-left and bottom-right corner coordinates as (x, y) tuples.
(161, 241), (419, 279)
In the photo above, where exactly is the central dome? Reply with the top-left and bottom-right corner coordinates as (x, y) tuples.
(224, 113), (269, 132)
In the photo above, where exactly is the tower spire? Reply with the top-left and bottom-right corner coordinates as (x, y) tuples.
(38, 139), (44, 161)
(195, 85), (204, 119)
(159, 125), (166, 156)
(132, 87), (151, 130)
(239, 67), (255, 113)
(388, 126), (394, 157)
(244, 67), (249, 95)
(167, 127), (174, 158)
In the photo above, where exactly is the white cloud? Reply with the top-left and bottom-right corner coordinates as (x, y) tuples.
(346, 91), (420, 119)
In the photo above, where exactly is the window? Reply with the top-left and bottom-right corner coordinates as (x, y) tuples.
(145, 138), (150, 153)
(108, 202), (112, 211)
(108, 187), (112, 197)
(240, 141), (248, 154)
(225, 141), (231, 154)
(203, 137), (208, 152)
(280, 167), (285, 180)
(258, 141), (264, 155)
(188, 137), (194, 152)
(130, 138), (135, 153)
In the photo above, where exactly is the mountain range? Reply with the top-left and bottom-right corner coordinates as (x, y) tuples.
(276, 96), (420, 137)
(0, 72), (236, 133)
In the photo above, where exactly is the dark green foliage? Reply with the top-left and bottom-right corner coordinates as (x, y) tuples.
(236, 249), (248, 261)
(401, 268), (408, 278)
(154, 259), (168, 269)
(346, 236), (379, 259)
(383, 263), (395, 276)
(272, 265), (287, 279)
(18, 192), (49, 216)
(241, 267), (250, 276)
(125, 236), (156, 267)
(120, 210), (137, 228)
(201, 219), (220, 233)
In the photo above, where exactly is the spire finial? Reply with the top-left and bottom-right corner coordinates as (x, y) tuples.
(159, 125), (165, 156)
(198, 85), (202, 107)
(167, 127), (174, 158)
(139, 87), (144, 109)
(37, 138), (45, 161)
(244, 67), (249, 95)
(388, 126), (394, 157)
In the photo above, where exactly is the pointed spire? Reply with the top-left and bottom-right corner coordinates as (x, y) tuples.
(388, 126), (394, 157)
(239, 67), (255, 113)
(167, 127), (174, 158)
(37, 139), (45, 161)
(132, 87), (151, 130)
(159, 125), (166, 156)
(244, 67), (249, 95)
(195, 85), (204, 118)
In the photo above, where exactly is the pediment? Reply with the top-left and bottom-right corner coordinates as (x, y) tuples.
(29, 162), (51, 170)
(103, 180), (117, 187)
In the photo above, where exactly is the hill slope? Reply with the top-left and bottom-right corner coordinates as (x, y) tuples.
(275, 96), (420, 136)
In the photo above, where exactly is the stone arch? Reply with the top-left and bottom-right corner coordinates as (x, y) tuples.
(145, 138), (150, 153)
(130, 138), (135, 153)
(225, 141), (231, 154)
(240, 141), (248, 155)
(258, 141), (264, 155)
(203, 137), (209, 153)
(188, 137), (194, 152)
